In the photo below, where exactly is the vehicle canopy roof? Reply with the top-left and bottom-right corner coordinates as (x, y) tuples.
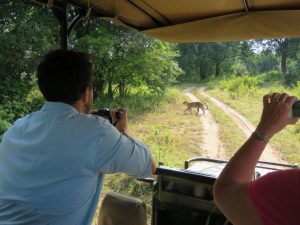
(33, 0), (300, 42)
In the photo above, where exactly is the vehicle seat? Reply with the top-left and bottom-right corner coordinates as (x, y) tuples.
(98, 192), (147, 225)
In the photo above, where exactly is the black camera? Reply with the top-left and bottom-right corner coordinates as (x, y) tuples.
(289, 101), (300, 118)
(93, 108), (122, 124)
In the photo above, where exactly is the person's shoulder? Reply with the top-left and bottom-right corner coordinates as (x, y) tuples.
(72, 113), (112, 130)
(11, 113), (33, 126)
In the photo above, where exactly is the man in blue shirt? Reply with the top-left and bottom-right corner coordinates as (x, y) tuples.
(0, 50), (156, 225)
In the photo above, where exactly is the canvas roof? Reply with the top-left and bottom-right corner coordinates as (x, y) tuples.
(33, 0), (300, 42)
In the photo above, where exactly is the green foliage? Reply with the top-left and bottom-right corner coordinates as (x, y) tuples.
(0, 85), (44, 124)
(177, 38), (300, 83)
(256, 50), (278, 73)
(93, 87), (187, 169)
(140, 125), (177, 166)
(178, 41), (254, 80)
(0, 97), (44, 124)
(0, 119), (11, 141)
(207, 82), (300, 165)
(293, 122), (300, 139)
(95, 93), (159, 117)
(231, 61), (249, 76)
(292, 80), (300, 99)
(139, 41), (182, 92)
(213, 75), (262, 99)
(257, 70), (283, 84)
(0, 1), (58, 82)
(285, 59), (300, 86)
(94, 87), (183, 120)
(256, 70), (287, 90)
(0, 0), (57, 124)
(74, 21), (182, 98)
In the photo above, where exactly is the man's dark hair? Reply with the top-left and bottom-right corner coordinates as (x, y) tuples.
(37, 50), (92, 105)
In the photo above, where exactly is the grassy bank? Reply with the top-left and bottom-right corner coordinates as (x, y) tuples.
(205, 76), (300, 165)
(93, 87), (204, 224)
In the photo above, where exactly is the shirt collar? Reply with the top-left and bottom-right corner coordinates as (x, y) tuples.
(40, 101), (79, 113)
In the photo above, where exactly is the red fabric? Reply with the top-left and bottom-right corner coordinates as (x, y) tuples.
(248, 169), (300, 225)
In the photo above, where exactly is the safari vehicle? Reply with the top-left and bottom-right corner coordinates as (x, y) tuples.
(16, 0), (300, 224)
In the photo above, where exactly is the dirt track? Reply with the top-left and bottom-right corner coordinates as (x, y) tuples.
(183, 87), (285, 163)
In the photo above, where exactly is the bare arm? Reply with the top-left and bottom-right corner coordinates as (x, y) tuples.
(213, 93), (297, 225)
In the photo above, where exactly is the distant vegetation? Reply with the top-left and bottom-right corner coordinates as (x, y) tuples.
(204, 75), (300, 165)
(1, 0), (300, 140)
(2, 3), (300, 224)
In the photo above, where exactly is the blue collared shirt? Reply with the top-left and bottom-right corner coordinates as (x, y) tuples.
(0, 101), (152, 225)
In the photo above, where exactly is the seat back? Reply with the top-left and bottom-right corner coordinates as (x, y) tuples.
(98, 192), (147, 225)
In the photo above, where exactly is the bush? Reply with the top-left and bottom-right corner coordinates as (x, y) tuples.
(231, 62), (249, 76)
(0, 87), (44, 124)
(257, 71), (283, 84)
(0, 119), (11, 141)
(285, 60), (300, 86)
(216, 75), (262, 99)
(94, 87), (184, 119)
(292, 81), (300, 99)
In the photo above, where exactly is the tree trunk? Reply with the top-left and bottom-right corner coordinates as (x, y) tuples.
(199, 63), (206, 80)
(281, 50), (287, 76)
(108, 80), (113, 99)
(118, 83), (125, 97)
(215, 63), (220, 77)
(279, 38), (289, 76)
(93, 73), (105, 99)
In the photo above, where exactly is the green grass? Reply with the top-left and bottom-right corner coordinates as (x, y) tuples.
(205, 86), (300, 165)
(93, 87), (203, 225)
(192, 90), (247, 158)
(206, 89), (263, 125)
(93, 83), (300, 224)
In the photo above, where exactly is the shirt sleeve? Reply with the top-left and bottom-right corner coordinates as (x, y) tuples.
(248, 169), (300, 225)
(94, 120), (153, 179)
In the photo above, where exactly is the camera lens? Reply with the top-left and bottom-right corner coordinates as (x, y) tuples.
(93, 108), (122, 124)
(115, 111), (121, 119)
(292, 101), (300, 118)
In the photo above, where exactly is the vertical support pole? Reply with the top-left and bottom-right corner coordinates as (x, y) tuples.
(60, 2), (68, 50)
(52, 1), (68, 50)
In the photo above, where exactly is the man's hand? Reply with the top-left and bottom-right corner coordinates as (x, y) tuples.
(110, 108), (128, 134)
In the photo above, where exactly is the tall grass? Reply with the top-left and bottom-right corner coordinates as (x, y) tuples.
(207, 75), (260, 97)
(93, 87), (203, 225)
(94, 88), (180, 120)
(205, 75), (300, 165)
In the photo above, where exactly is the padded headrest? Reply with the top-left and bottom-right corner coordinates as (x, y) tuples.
(98, 192), (147, 225)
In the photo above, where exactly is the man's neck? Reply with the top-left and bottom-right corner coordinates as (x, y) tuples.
(73, 101), (90, 114)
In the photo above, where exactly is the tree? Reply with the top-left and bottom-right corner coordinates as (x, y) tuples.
(74, 20), (181, 99)
(256, 49), (278, 73)
(178, 41), (243, 80)
(209, 42), (241, 77)
(73, 19), (116, 98)
(0, 0), (58, 121)
(136, 40), (182, 93)
(178, 43), (214, 80)
(262, 38), (300, 79)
